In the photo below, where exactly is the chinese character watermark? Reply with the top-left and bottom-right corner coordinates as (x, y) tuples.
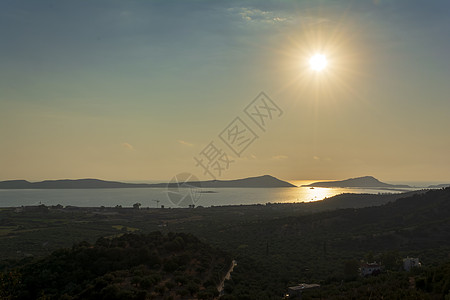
(219, 117), (258, 157)
(194, 91), (282, 179)
(194, 142), (235, 179)
(166, 172), (201, 207)
(167, 91), (283, 207)
(244, 92), (283, 131)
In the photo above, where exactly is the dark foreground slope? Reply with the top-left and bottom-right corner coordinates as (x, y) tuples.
(210, 188), (450, 299)
(0, 189), (448, 299)
(0, 232), (231, 300)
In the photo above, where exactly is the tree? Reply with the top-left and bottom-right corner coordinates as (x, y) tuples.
(365, 251), (375, 263)
(133, 203), (141, 210)
(343, 259), (360, 281)
(380, 251), (400, 271)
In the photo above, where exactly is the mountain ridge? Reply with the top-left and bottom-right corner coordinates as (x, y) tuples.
(428, 183), (450, 188)
(0, 175), (295, 189)
(302, 176), (411, 188)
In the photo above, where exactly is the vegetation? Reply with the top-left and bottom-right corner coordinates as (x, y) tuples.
(1, 188), (449, 299)
(296, 261), (450, 299)
(0, 232), (232, 299)
(210, 188), (450, 299)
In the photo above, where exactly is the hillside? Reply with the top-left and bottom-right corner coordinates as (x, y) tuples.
(1, 188), (449, 299)
(206, 187), (450, 298)
(302, 176), (411, 188)
(309, 189), (427, 210)
(428, 183), (450, 188)
(0, 179), (149, 189)
(184, 175), (296, 188)
(0, 232), (232, 300)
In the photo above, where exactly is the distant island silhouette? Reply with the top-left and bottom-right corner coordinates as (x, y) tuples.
(181, 175), (296, 188)
(427, 183), (450, 189)
(302, 176), (411, 189)
(0, 175), (296, 189)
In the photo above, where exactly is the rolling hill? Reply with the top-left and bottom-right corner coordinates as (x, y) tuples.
(0, 175), (295, 189)
(302, 176), (411, 189)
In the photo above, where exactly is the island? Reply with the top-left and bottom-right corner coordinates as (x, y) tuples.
(179, 175), (296, 188)
(301, 176), (411, 189)
(0, 175), (296, 189)
(428, 183), (450, 189)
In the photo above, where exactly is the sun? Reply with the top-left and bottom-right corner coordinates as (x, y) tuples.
(309, 53), (328, 71)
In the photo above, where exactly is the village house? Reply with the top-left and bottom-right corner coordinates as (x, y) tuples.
(360, 262), (381, 276)
(403, 257), (421, 271)
(285, 283), (320, 299)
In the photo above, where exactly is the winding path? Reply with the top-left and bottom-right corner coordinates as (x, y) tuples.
(217, 260), (237, 295)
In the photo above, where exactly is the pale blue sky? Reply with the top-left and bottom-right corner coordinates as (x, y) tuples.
(1, 0), (450, 182)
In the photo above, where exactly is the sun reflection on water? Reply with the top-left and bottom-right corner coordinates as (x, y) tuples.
(287, 180), (355, 203)
(302, 187), (337, 202)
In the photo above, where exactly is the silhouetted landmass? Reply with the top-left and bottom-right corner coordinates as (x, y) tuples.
(0, 180), (30, 189)
(428, 183), (450, 188)
(0, 232), (231, 299)
(1, 188), (449, 299)
(312, 190), (427, 209)
(210, 187), (450, 299)
(0, 175), (295, 189)
(0, 179), (148, 189)
(302, 175), (411, 188)
(0, 191), (422, 260)
(184, 175), (296, 188)
(312, 261), (450, 299)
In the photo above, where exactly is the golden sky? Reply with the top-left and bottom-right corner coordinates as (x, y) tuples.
(1, 1), (450, 183)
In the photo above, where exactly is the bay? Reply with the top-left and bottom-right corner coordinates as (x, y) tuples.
(0, 186), (418, 208)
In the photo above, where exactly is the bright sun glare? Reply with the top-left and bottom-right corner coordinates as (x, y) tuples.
(309, 54), (328, 71)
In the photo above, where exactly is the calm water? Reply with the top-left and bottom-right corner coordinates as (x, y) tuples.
(0, 185), (420, 208)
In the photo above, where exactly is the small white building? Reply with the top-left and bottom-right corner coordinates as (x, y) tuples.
(360, 262), (381, 276)
(403, 257), (421, 271)
(285, 283), (320, 299)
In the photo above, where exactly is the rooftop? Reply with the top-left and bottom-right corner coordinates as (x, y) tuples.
(288, 284), (320, 291)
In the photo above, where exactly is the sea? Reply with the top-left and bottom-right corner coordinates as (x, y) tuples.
(0, 180), (429, 208)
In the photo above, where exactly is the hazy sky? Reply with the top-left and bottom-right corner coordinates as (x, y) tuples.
(1, 0), (450, 183)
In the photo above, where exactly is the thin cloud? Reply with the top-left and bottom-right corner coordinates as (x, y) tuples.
(235, 154), (257, 161)
(273, 155), (288, 160)
(121, 142), (134, 151)
(178, 140), (193, 147)
(228, 7), (291, 24)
